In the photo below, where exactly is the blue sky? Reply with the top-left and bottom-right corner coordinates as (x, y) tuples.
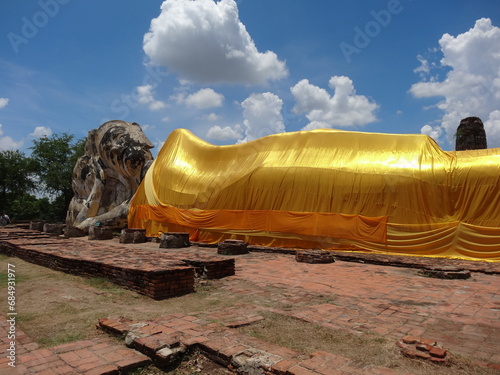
(1, 0), (499, 154)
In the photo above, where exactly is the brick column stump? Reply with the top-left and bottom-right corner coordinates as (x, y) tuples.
(89, 226), (114, 240)
(295, 250), (335, 264)
(120, 228), (147, 243)
(217, 240), (249, 255)
(159, 232), (190, 248)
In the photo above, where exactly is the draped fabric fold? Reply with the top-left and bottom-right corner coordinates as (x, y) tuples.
(129, 204), (387, 243)
(129, 128), (500, 261)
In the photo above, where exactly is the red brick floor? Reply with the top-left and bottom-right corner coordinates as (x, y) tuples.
(0, 320), (150, 374)
(1, 228), (500, 374)
(227, 253), (500, 363)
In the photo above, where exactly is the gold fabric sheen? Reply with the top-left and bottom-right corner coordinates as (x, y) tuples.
(128, 128), (500, 261)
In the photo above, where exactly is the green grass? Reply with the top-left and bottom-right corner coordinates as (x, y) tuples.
(239, 310), (394, 366)
(0, 268), (29, 287)
(238, 311), (499, 375)
(84, 276), (126, 295)
(16, 312), (38, 323)
(38, 333), (85, 347)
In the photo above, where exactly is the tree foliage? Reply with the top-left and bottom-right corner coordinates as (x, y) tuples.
(10, 194), (41, 220)
(0, 132), (86, 223)
(0, 150), (37, 214)
(29, 133), (86, 222)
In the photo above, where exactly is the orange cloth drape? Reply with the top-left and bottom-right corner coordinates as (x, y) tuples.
(129, 204), (387, 243)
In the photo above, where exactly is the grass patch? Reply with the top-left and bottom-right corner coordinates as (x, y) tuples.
(239, 311), (394, 367)
(129, 366), (167, 375)
(16, 312), (38, 323)
(0, 266), (29, 287)
(238, 311), (499, 375)
(38, 333), (84, 347)
(84, 276), (126, 295)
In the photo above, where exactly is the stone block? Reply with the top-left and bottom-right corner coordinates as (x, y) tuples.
(65, 226), (86, 237)
(159, 232), (190, 248)
(30, 221), (45, 231)
(217, 240), (249, 255)
(120, 229), (147, 243)
(43, 223), (65, 236)
(89, 226), (114, 240)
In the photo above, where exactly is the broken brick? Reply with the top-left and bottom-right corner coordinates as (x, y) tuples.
(402, 335), (419, 344)
(415, 351), (431, 360)
(419, 338), (437, 346)
(416, 344), (433, 352)
(429, 347), (447, 358)
(401, 349), (417, 358)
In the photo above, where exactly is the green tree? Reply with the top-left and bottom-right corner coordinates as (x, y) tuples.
(10, 194), (41, 220)
(30, 133), (86, 221)
(35, 197), (56, 221)
(0, 150), (37, 215)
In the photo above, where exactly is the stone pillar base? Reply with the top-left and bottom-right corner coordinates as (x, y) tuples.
(89, 226), (114, 240)
(30, 221), (45, 231)
(217, 240), (249, 255)
(43, 223), (64, 236)
(65, 226), (86, 237)
(159, 232), (190, 248)
(120, 228), (147, 243)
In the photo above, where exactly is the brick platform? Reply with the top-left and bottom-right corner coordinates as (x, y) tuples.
(0, 228), (235, 300)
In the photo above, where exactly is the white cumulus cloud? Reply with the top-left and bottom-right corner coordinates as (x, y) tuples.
(206, 124), (243, 141)
(421, 124), (443, 142)
(0, 98), (9, 109)
(410, 18), (500, 148)
(240, 92), (285, 142)
(143, 0), (288, 85)
(484, 110), (500, 145)
(291, 76), (379, 130)
(137, 84), (166, 110)
(0, 124), (23, 150)
(30, 126), (53, 139)
(203, 113), (221, 121)
(206, 92), (285, 142)
(179, 88), (224, 109)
